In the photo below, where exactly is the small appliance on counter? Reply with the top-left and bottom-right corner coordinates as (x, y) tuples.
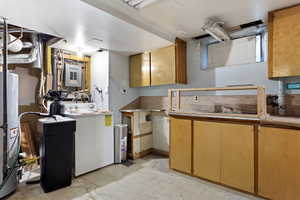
(37, 116), (76, 193)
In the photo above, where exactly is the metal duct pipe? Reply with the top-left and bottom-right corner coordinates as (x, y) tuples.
(32, 34), (43, 69)
(0, 33), (23, 53)
(0, 27), (36, 34)
(0, 35), (39, 65)
(22, 42), (33, 49)
(278, 79), (286, 116)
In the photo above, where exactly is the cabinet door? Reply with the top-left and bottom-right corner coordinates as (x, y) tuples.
(130, 53), (150, 87)
(170, 117), (192, 174)
(220, 123), (254, 193)
(151, 45), (176, 86)
(258, 127), (300, 200)
(193, 121), (221, 182)
(269, 5), (300, 77)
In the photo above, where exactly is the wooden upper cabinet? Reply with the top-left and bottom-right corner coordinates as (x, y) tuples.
(170, 117), (192, 174)
(151, 38), (187, 86)
(129, 53), (150, 87)
(129, 38), (187, 87)
(151, 45), (176, 85)
(269, 5), (300, 78)
(258, 127), (300, 200)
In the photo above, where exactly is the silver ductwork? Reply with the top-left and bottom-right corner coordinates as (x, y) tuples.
(202, 20), (231, 42)
(32, 34), (43, 69)
(0, 33), (23, 53)
(0, 33), (42, 67)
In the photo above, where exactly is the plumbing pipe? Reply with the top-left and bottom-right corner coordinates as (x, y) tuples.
(1, 17), (8, 179)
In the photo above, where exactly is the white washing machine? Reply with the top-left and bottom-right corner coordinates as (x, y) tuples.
(63, 103), (114, 176)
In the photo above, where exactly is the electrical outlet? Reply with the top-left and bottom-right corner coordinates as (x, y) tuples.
(194, 96), (199, 101)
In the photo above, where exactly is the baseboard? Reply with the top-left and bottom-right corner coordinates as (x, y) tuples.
(152, 148), (169, 157)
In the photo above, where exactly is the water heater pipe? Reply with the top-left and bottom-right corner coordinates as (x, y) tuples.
(1, 17), (8, 180)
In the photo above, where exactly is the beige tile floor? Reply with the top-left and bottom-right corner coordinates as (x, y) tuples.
(8, 155), (265, 200)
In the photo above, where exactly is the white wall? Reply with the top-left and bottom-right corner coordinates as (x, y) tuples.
(109, 51), (139, 124)
(208, 36), (257, 68)
(215, 62), (279, 95)
(91, 51), (109, 110)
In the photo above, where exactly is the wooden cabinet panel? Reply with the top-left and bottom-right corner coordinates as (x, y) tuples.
(175, 38), (187, 84)
(151, 45), (176, 86)
(220, 123), (254, 193)
(170, 117), (192, 174)
(129, 53), (150, 87)
(269, 5), (300, 78)
(129, 38), (186, 87)
(258, 127), (300, 200)
(193, 121), (221, 182)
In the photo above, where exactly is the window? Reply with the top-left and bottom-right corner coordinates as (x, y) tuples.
(200, 26), (267, 69)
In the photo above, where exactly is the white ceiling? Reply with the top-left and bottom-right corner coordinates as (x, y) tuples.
(84, 0), (300, 39)
(1, 0), (300, 55)
(0, 0), (172, 55)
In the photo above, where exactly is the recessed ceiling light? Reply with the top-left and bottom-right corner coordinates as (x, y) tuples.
(121, 0), (160, 9)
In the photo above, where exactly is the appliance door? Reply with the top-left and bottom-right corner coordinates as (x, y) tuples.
(75, 114), (114, 176)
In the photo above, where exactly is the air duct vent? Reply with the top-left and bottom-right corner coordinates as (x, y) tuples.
(202, 20), (231, 42)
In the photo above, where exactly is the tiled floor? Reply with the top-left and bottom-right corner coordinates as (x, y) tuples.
(8, 155), (264, 200)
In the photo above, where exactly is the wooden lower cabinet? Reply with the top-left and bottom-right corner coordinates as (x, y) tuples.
(193, 121), (221, 182)
(258, 127), (300, 200)
(170, 117), (192, 174)
(193, 121), (254, 193)
(220, 123), (254, 193)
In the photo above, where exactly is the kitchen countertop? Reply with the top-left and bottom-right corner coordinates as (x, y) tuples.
(168, 111), (260, 121)
(64, 111), (113, 118)
(169, 111), (300, 129)
(120, 109), (165, 113)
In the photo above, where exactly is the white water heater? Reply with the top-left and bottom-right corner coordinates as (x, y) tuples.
(0, 72), (19, 197)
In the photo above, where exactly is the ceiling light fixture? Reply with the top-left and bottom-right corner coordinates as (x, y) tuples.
(121, 0), (160, 9)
